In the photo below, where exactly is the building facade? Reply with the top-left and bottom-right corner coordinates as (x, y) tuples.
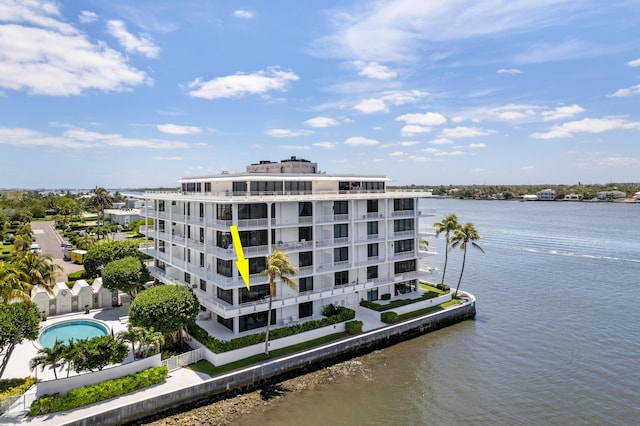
(139, 158), (435, 336)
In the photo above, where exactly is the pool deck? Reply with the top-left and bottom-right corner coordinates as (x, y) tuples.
(3, 305), (131, 381)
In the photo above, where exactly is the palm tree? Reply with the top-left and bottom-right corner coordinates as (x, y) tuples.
(450, 222), (485, 298)
(30, 340), (66, 380)
(0, 252), (60, 378)
(140, 327), (165, 358)
(0, 261), (31, 304)
(90, 187), (113, 229)
(260, 249), (297, 356)
(418, 237), (429, 252)
(76, 233), (97, 250)
(13, 234), (32, 254)
(433, 214), (461, 285)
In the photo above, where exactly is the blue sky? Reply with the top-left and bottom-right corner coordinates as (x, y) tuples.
(1, 0), (640, 189)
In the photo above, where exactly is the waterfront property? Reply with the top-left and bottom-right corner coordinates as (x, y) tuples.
(139, 157), (437, 339)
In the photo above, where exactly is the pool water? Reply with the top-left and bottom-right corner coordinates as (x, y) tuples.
(39, 319), (109, 348)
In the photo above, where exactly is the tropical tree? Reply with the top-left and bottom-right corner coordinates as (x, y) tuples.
(0, 261), (30, 303)
(117, 326), (144, 360)
(13, 234), (32, 254)
(260, 249), (297, 356)
(29, 340), (66, 380)
(418, 237), (429, 252)
(70, 335), (128, 372)
(0, 302), (41, 379)
(76, 233), (97, 250)
(433, 214), (461, 285)
(0, 252), (60, 378)
(90, 187), (113, 229)
(450, 222), (485, 298)
(102, 256), (150, 299)
(117, 325), (164, 360)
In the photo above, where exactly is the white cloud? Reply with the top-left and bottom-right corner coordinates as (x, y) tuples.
(456, 104), (540, 123)
(401, 125), (431, 136)
(521, 166), (535, 171)
(353, 61), (397, 80)
(381, 90), (429, 105)
(469, 143), (486, 149)
(531, 117), (640, 139)
(514, 39), (613, 65)
(440, 127), (492, 138)
(399, 141), (419, 147)
(497, 68), (522, 75)
(407, 155), (432, 162)
(0, 4), (149, 96)
(609, 84), (640, 98)
(265, 128), (313, 138)
(542, 105), (584, 121)
(0, 126), (187, 149)
(306, 116), (338, 128)
(234, 10), (255, 19)
(353, 98), (388, 114)
(157, 124), (202, 135)
(188, 67), (299, 99)
(311, 0), (579, 62)
(152, 156), (184, 161)
(345, 136), (379, 146)
(626, 58), (640, 67)
(435, 150), (465, 156)
(428, 138), (453, 145)
(390, 151), (405, 156)
(396, 112), (447, 126)
(78, 11), (97, 24)
(107, 20), (160, 58)
(313, 142), (339, 149)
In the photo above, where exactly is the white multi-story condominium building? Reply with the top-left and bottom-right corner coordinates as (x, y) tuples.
(139, 157), (435, 336)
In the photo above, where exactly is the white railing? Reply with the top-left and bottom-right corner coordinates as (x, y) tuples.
(162, 347), (205, 371)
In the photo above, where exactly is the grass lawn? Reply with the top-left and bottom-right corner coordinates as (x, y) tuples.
(395, 299), (462, 322)
(188, 332), (348, 377)
(419, 282), (446, 294)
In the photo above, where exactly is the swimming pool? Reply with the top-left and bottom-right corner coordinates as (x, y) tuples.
(39, 319), (109, 348)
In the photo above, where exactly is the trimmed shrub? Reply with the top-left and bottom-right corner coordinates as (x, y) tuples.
(66, 269), (86, 283)
(188, 306), (356, 353)
(436, 284), (450, 292)
(0, 377), (38, 398)
(381, 312), (399, 324)
(360, 291), (441, 312)
(345, 320), (363, 335)
(29, 366), (168, 416)
(381, 293), (391, 300)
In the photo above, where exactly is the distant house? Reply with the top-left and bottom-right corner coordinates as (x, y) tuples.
(521, 194), (538, 201)
(634, 191), (640, 200)
(536, 189), (557, 201)
(103, 208), (142, 227)
(596, 190), (626, 201)
(563, 193), (582, 201)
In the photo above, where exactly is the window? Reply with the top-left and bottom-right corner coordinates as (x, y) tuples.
(199, 227), (205, 243)
(333, 200), (348, 215)
(335, 270), (349, 286)
(249, 257), (266, 275)
(334, 247), (349, 262)
(393, 198), (414, 211)
(158, 240), (165, 253)
(286, 181), (312, 193)
(367, 243), (378, 258)
(364, 181), (385, 191)
(158, 220), (165, 232)
(299, 301), (313, 318)
(238, 203), (267, 219)
(299, 226), (312, 242)
(217, 204), (232, 220)
(217, 258), (233, 277)
(394, 219), (415, 232)
(367, 265), (378, 280)
(367, 221), (378, 236)
(299, 277), (313, 292)
(298, 202), (312, 217)
(232, 181), (247, 194)
(394, 239), (414, 253)
(250, 181), (283, 194)
(200, 279), (207, 292)
(299, 251), (312, 267)
(240, 284), (270, 303)
(239, 310), (275, 332)
(338, 181), (350, 191)
(199, 203), (204, 218)
(158, 200), (165, 212)
(367, 288), (378, 301)
(205, 182), (211, 193)
(394, 259), (416, 274)
(184, 272), (191, 284)
(217, 287), (233, 304)
(334, 223), (348, 239)
(216, 231), (231, 248)
(217, 315), (233, 331)
(367, 199), (378, 213)
(200, 252), (205, 267)
(240, 230), (268, 247)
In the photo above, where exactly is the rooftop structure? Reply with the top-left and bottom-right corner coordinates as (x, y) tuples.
(139, 159), (435, 338)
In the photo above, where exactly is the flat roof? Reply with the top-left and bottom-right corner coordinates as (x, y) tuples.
(178, 173), (389, 183)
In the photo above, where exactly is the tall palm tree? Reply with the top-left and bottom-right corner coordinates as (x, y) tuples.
(450, 222), (485, 298)
(30, 340), (66, 380)
(0, 261), (31, 304)
(90, 187), (113, 229)
(0, 252), (60, 378)
(260, 249), (297, 356)
(433, 214), (460, 285)
(13, 234), (33, 254)
(76, 233), (97, 250)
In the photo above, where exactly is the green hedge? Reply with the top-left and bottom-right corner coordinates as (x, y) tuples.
(381, 312), (399, 324)
(29, 366), (168, 416)
(0, 377), (38, 398)
(66, 269), (87, 283)
(360, 291), (441, 312)
(188, 307), (355, 353)
(381, 293), (391, 300)
(345, 320), (363, 335)
(435, 284), (450, 291)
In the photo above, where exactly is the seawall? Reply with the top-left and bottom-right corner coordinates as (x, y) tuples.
(65, 292), (476, 426)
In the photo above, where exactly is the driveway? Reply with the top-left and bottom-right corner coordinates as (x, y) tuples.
(30, 221), (84, 283)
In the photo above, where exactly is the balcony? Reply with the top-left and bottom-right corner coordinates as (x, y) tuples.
(391, 210), (415, 218)
(275, 240), (313, 251)
(392, 230), (415, 238)
(315, 237), (349, 248)
(237, 218), (269, 228)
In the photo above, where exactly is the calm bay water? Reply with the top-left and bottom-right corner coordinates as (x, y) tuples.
(241, 199), (640, 425)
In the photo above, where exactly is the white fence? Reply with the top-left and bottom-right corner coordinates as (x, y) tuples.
(0, 389), (36, 415)
(161, 347), (205, 371)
